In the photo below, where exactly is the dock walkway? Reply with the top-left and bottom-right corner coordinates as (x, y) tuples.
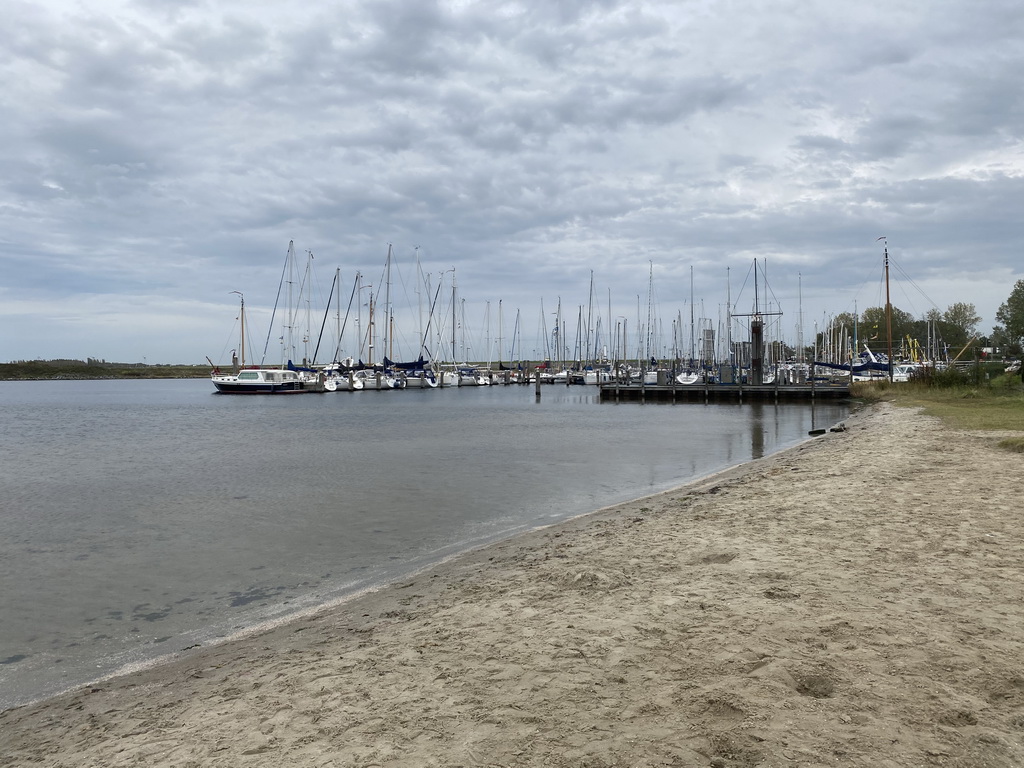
(598, 382), (850, 403)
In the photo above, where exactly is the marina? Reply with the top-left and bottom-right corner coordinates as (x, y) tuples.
(204, 244), (961, 405)
(205, 250), (882, 405)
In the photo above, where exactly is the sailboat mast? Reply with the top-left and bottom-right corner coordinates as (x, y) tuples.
(606, 288), (611, 365)
(646, 262), (654, 363)
(384, 244), (393, 364)
(240, 295), (245, 370)
(690, 266), (695, 366)
(286, 241), (297, 363)
(586, 270), (594, 366)
(368, 293), (376, 366)
(883, 238), (894, 381)
(538, 298), (549, 362)
(415, 246), (422, 353)
(311, 270), (337, 365)
(497, 299), (503, 368)
(726, 267), (732, 368)
(231, 291), (245, 371)
(849, 302), (858, 369)
(512, 308), (520, 366)
(797, 272), (803, 365)
(575, 305), (584, 369)
(303, 250), (314, 365)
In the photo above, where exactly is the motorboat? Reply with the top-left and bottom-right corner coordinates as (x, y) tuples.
(212, 368), (309, 394)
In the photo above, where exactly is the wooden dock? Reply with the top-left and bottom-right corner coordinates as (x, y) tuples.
(598, 381), (851, 403)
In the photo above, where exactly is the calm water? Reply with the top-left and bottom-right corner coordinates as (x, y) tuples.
(0, 378), (848, 710)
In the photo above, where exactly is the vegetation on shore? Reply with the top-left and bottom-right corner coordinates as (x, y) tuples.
(0, 360), (211, 381)
(850, 362), (1024, 440)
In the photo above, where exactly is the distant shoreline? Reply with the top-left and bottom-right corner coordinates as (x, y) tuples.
(0, 363), (211, 381)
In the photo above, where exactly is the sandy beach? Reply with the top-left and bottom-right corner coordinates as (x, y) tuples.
(2, 400), (1022, 767)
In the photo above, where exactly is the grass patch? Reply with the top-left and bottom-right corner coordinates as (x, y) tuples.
(850, 375), (1024, 431)
(997, 437), (1024, 453)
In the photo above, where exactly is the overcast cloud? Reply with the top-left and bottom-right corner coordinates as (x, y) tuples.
(2, 0), (1022, 364)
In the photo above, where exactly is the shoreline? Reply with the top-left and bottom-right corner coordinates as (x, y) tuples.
(4, 400), (1023, 766)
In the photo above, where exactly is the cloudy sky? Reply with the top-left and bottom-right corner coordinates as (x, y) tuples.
(2, 0), (1022, 364)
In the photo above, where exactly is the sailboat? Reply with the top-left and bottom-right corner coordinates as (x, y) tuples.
(210, 292), (310, 394)
(814, 238), (922, 382)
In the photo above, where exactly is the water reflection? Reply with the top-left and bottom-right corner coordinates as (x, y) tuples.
(749, 401), (765, 459)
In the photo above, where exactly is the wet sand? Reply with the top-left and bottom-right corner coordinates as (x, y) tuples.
(2, 401), (1023, 767)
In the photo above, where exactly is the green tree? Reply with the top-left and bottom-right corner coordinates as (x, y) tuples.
(994, 279), (1024, 356)
(943, 302), (981, 347)
(860, 305), (915, 348)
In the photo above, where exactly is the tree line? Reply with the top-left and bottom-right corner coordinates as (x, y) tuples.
(993, 279), (1024, 357)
